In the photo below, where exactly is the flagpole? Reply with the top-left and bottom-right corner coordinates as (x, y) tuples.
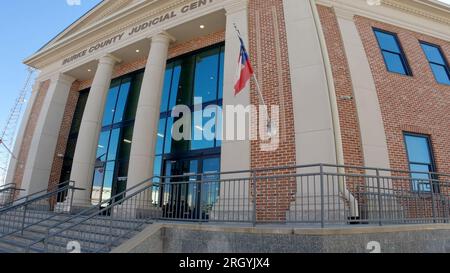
(233, 24), (272, 129)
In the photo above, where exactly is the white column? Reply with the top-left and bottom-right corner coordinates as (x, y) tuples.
(211, 0), (252, 222)
(335, 8), (391, 170)
(71, 54), (120, 206)
(284, 0), (348, 221)
(20, 73), (76, 196)
(5, 78), (41, 186)
(126, 33), (173, 191)
(283, 0), (337, 166)
(220, 0), (251, 174)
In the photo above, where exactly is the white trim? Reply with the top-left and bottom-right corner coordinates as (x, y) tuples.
(317, 0), (450, 41)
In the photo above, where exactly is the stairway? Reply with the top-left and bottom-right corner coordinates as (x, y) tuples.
(0, 209), (150, 253)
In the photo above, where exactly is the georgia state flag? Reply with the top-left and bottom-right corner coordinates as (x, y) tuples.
(234, 37), (254, 96)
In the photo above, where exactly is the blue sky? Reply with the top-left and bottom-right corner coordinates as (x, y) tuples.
(0, 0), (449, 130)
(0, 0), (101, 132)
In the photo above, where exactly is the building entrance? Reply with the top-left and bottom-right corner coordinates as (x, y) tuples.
(161, 155), (220, 220)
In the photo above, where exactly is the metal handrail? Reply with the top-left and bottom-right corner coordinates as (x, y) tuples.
(0, 182), (81, 240)
(17, 163), (450, 252)
(0, 183), (16, 190)
(2, 180), (73, 208)
(27, 176), (160, 252)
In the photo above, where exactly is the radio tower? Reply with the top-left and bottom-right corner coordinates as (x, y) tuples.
(0, 67), (35, 186)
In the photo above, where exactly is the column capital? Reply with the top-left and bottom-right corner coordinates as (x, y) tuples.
(149, 31), (176, 45)
(99, 53), (122, 66)
(224, 0), (248, 15)
(49, 73), (76, 86)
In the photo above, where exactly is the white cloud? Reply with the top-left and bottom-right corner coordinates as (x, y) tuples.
(66, 0), (81, 6)
(437, 0), (450, 4)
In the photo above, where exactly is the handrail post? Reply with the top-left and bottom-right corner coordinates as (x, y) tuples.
(109, 205), (114, 251)
(252, 171), (257, 227)
(21, 198), (28, 235)
(44, 230), (50, 252)
(320, 164), (325, 228)
(376, 169), (383, 226)
(430, 178), (437, 223)
(69, 183), (75, 215)
(198, 174), (203, 223)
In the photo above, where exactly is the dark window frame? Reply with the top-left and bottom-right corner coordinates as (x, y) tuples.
(420, 41), (450, 86)
(373, 28), (413, 76)
(156, 42), (225, 157)
(403, 132), (439, 193)
(91, 69), (144, 204)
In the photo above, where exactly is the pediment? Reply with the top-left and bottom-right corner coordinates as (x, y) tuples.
(39, 0), (141, 52)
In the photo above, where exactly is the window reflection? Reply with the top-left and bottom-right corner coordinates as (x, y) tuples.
(404, 134), (436, 193)
(91, 71), (144, 205)
(154, 43), (225, 178)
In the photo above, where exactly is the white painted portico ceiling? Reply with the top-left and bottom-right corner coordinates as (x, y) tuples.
(23, 0), (449, 69)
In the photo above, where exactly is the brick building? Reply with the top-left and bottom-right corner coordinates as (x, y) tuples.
(5, 0), (450, 224)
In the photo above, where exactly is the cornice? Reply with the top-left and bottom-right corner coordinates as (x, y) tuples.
(24, 0), (183, 67)
(317, 0), (450, 41)
(382, 0), (450, 25)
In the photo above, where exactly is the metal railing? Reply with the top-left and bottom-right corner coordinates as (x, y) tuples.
(1, 181), (75, 209)
(17, 164), (450, 252)
(0, 183), (23, 208)
(0, 181), (81, 238)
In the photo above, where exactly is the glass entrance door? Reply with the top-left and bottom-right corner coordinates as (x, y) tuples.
(161, 156), (220, 220)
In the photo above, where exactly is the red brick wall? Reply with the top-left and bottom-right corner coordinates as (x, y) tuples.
(354, 16), (450, 178)
(317, 6), (365, 170)
(248, 0), (297, 221)
(13, 80), (51, 189)
(354, 16), (450, 218)
(48, 81), (81, 191)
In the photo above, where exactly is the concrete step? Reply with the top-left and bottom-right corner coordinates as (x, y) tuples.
(0, 213), (148, 234)
(0, 206), (151, 253)
(0, 222), (146, 253)
(0, 218), (146, 244)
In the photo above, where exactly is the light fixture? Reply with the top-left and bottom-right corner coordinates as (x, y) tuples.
(87, 69), (92, 72)
(195, 125), (204, 131)
(123, 139), (132, 144)
(157, 133), (164, 138)
(136, 49), (140, 53)
(200, 25), (205, 29)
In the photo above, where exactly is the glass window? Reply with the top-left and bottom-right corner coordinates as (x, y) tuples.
(218, 46), (225, 100)
(194, 47), (220, 103)
(118, 125), (134, 160)
(168, 62), (183, 111)
(69, 91), (89, 135)
(161, 64), (174, 113)
(102, 82), (120, 127)
(191, 110), (215, 151)
(91, 71), (144, 204)
(158, 43), (224, 154)
(113, 79), (131, 124)
(171, 57), (196, 108)
(107, 128), (121, 161)
(421, 43), (446, 64)
(374, 29), (411, 76)
(404, 134), (436, 192)
(124, 72), (143, 121)
(156, 118), (166, 155)
(58, 89), (90, 187)
(96, 131), (110, 162)
(420, 42), (450, 85)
